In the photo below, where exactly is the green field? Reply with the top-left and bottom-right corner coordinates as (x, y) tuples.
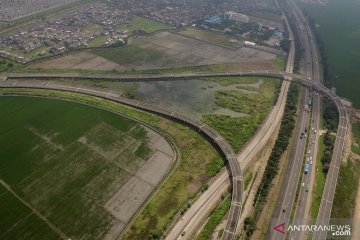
(93, 45), (163, 66)
(302, 0), (360, 108)
(0, 96), (153, 240)
(119, 16), (173, 34)
(203, 77), (280, 151)
(0, 88), (224, 240)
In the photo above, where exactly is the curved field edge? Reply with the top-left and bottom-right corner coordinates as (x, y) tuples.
(0, 88), (225, 239)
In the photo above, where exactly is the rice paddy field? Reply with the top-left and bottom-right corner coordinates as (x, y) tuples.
(0, 96), (156, 240)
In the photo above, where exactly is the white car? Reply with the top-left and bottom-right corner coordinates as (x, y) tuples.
(308, 149), (311, 154)
(310, 160), (313, 165)
(302, 182), (305, 187)
(310, 157), (313, 161)
(307, 158), (309, 162)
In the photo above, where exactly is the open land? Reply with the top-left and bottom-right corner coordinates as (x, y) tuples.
(0, 96), (174, 240)
(32, 31), (278, 71)
(176, 27), (242, 49)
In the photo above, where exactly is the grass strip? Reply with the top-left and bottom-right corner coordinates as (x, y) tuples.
(310, 135), (326, 218)
(196, 194), (231, 240)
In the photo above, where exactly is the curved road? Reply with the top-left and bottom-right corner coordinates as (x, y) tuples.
(0, 78), (243, 240)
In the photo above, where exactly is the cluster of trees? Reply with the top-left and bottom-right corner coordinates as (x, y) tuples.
(321, 99), (339, 173)
(0, 58), (15, 72)
(323, 99), (339, 132)
(287, 15), (304, 73)
(243, 84), (299, 238)
(254, 84), (299, 207)
(321, 131), (336, 174)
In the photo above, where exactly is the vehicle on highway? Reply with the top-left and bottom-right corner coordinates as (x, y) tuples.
(310, 160), (313, 165)
(302, 182), (305, 188)
(305, 163), (309, 174)
(305, 186), (309, 192)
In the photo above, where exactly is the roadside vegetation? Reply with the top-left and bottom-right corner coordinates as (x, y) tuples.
(331, 120), (360, 218)
(196, 194), (231, 240)
(310, 135), (326, 218)
(331, 158), (360, 218)
(0, 58), (19, 72)
(320, 99), (339, 174)
(278, 0), (304, 73)
(243, 84), (299, 238)
(0, 88), (224, 240)
(352, 122), (360, 155)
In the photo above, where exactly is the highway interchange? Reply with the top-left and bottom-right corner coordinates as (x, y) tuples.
(0, 3), (349, 238)
(0, 62), (348, 240)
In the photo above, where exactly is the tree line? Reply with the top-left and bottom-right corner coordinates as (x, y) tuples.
(243, 84), (300, 238)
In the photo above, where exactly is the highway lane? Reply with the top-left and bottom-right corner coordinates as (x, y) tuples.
(269, 2), (315, 239)
(289, 0), (322, 239)
(270, 88), (310, 239)
(289, 1), (349, 239)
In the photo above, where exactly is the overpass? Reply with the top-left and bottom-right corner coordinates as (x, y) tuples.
(0, 71), (347, 240)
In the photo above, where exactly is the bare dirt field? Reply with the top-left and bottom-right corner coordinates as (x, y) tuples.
(31, 31), (278, 71)
(134, 32), (277, 68)
(104, 126), (175, 239)
(32, 51), (128, 71)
